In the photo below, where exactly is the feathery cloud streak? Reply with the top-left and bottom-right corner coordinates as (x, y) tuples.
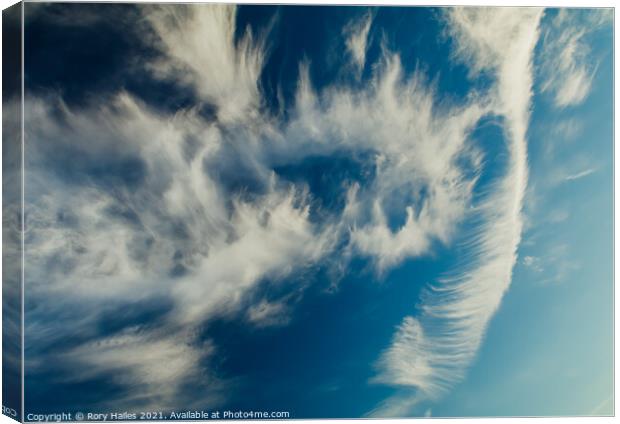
(343, 11), (373, 75)
(539, 9), (612, 108)
(371, 8), (542, 416)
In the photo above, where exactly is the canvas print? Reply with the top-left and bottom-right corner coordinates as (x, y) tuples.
(2, 2), (614, 420)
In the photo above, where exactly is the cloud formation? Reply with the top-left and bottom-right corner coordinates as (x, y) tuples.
(372, 7), (542, 416)
(145, 4), (268, 123)
(23, 4), (553, 415)
(564, 168), (596, 181)
(539, 8), (612, 108)
(343, 11), (373, 75)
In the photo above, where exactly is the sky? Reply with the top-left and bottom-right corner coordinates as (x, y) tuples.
(11, 4), (613, 419)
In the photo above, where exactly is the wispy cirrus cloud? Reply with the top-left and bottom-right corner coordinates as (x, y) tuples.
(343, 11), (374, 76)
(24, 5), (314, 406)
(519, 243), (580, 285)
(25, 4), (546, 414)
(542, 162), (599, 186)
(61, 329), (226, 411)
(539, 8), (612, 108)
(564, 167), (596, 181)
(371, 7), (542, 416)
(144, 4), (269, 123)
(246, 299), (291, 328)
(23, 5), (461, 409)
(284, 54), (487, 273)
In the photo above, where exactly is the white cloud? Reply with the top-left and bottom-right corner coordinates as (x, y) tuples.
(366, 390), (422, 419)
(539, 9), (612, 108)
(371, 7), (542, 415)
(520, 243), (580, 285)
(522, 255), (536, 267)
(343, 11), (373, 75)
(542, 163), (599, 187)
(24, 86), (339, 406)
(373, 317), (435, 392)
(247, 299), (291, 327)
(145, 4), (268, 123)
(24, 4), (546, 412)
(61, 328), (226, 411)
(564, 167), (596, 181)
(171, 187), (337, 324)
(283, 53), (487, 273)
(522, 255), (543, 272)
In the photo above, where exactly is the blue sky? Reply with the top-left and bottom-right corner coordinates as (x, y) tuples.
(18, 4), (612, 419)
